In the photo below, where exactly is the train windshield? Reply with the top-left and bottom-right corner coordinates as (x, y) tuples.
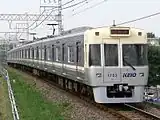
(123, 44), (148, 66)
(89, 44), (101, 66)
(104, 44), (118, 66)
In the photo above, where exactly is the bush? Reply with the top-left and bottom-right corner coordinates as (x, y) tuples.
(148, 46), (160, 85)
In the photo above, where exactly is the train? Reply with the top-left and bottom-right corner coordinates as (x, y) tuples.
(7, 26), (149, 103)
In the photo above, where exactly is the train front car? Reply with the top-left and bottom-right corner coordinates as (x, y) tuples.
(85, 26), (148, 103)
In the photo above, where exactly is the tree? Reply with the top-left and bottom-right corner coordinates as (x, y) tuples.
(147, 32), (155, 38)
(148, 46), (160, 85)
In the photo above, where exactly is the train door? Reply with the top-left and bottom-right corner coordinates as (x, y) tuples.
(51, 45), (54, 70)
(32, 48), (34, 67)
(36, 46), (39, 69)
(44, 45), (47, 70)
(103, 39), (121, 82)
(76, 42), (81, 77)
(62, 43), (66, 74)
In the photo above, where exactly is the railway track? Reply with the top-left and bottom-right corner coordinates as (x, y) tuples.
(36, 77), (160, 120)
(29, 73), (160, 120)
(10, 66), (160, 120)
(124, 104), (160, 120)
(40, 75), (131, 120)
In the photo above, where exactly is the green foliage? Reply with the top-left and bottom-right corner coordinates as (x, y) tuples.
(148, 46), (160, 85)
(147, 32), (155, 38)
(8, 68), (71, 120)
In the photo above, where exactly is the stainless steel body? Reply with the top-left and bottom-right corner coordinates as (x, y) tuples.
(7, 26), (149, 103)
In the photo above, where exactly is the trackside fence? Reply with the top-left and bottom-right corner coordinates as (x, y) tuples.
(1, 68), (20, 120)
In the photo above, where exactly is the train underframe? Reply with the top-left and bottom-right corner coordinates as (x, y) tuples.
(8, 63), (94, 101)
(8, 63), (145, 104)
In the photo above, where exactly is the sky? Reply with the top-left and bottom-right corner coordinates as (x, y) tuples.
(0, 0), (160, 40)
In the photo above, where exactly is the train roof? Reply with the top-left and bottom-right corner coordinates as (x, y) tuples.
(8, 26), (146, 53)
(36, 26), (93, 41)
(8, 26), (93, 52)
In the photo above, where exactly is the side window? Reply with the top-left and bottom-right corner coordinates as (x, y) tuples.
(24, 49), (25, 58)
(52, 45), (54, 61)
(16, 51), (18, 59)
(56, 46), (61, 61)
(62, 44), (65, 61)
(26, 49), (28, 59)
(39, 48), (41, 60)
(49, 46), (52, 60)
(68, 46), (74, 63)
(36, 47), (39, 60)
(89, 44), (101, 66)
(34, 48), (37, 59)
(42, 48), (44, 60)
(44, 45), (47, 61)
(47, 46), (51, 61)
(28, 48), (30, 59)
(20, 50), (21, 58)
(30, 48), (32, 59)
(32, 48), (34, 59)
(22, 50), (23, 58)
(25, 49), (26, 58)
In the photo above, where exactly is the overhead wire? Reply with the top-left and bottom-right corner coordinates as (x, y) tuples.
(18, 10), (46, 38)
(18, 0), (76, 38)
(22, 0), (75, 31)
(29, 8), (57, 30)
(63, 0), (89, 10)
(30, 0), (88, 30)
(72, 0), (108, 16)
(63, 0), (75, 6)
(72, 0), (95, 12)
(116, 11), (160, 26)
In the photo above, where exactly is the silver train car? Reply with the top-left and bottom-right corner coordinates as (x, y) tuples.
(7, 26), (148, 103)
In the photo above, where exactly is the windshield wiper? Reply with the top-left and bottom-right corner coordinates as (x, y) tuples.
(123, 59), (136, 71)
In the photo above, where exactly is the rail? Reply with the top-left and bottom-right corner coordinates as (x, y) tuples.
(34, 74), (132, 120)
(1, 68), (20, 120)
(124, 103), (160, 120)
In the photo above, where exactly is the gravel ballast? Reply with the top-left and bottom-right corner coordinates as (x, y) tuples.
(10, 68), (119, 120)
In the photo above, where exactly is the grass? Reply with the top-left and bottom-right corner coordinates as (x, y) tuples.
(8, 68), (71, 120)
(0, 76), (13, 120)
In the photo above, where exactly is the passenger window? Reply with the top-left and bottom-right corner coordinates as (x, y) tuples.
(26, 49), (28, 59)
(62, 44), (65, 61)
(23, 50), (25, 58)
(89, 44), (101, 66)
(42, 49), (44, 60)
(34, 49), (37, 59)
(32, 48), (34, 59)
(104, 44), (118, 66)
(47, 46), (51, 61)
(56, 46), (61, 61)
(22, 50), (23, 58)
(68, 46), (74, 63)
(30, 48), (32, 59)
(28, 48), (30, 59)
(44, 46), (47, 60)
(25, 49), (27, 58)
(39, 48), (41, 60)
(36, 47), (39, 60)
(52, 45), (54, 61)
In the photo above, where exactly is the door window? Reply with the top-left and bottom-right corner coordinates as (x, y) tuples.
(104, 44), (118, 66)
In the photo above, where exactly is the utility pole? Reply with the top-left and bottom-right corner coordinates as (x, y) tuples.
(58, 0), (63, 35)
(40, 0), (63, 35)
